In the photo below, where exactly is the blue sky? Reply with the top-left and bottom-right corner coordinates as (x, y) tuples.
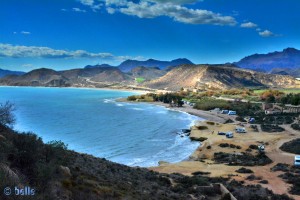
(0, 0), (300, 71)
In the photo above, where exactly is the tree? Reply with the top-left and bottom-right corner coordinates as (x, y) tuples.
(0, 101), (16, 127)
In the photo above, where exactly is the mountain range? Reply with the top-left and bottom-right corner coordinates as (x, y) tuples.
(84, 58), (194, 72)
(1, 63), (299, 91)
(0, 68), (25, 78)
(118, 58), (194, 72)
(1, 48), (300, 90)
(235, 48), (300, 77)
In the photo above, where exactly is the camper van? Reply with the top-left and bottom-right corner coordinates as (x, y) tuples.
(235, 127), (246, 133)
(228, 110), (237, 115)
(221, 110), (229, 114)
(226, 132), (234, 138)
(295, 155), (300, 166)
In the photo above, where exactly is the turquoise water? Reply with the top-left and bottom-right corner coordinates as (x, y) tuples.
(0, 86), (201, 167)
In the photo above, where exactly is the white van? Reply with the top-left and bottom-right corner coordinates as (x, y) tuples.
(228, 110), (237, 115)
(235, 127), (246, 133)
(295, 155), (300, 166)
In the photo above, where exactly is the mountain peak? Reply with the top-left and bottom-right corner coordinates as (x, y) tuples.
(236, 47), (300, 75)
(283, 47), (299, 53)
(118, 58), (194, 72)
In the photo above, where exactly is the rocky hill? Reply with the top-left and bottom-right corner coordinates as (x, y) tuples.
(118, 58), (194, 72)
(1, 63), (300, 91)
(144, 64), (300, 91)
(236, 48), (300, 76)
(0, 67), (133, 87)
(0, 68), (70, 87)
(0, 68), (25, 78)
(270, 67), (300, 77)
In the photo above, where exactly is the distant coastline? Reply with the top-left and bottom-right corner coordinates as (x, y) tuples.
(0, 85), (150, 94)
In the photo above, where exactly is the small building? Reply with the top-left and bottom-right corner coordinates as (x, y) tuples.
(265, 108), (282, 115)
(285, 104), (300, 114)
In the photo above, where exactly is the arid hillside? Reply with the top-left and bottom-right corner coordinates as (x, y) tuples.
(144, 64), (300, 91)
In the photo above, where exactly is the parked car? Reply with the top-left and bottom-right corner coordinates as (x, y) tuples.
(228, 110), (237, 115)
(218, 131), (226, 135)
(258, 145), (265, 152)
(226, 132), (234, 138)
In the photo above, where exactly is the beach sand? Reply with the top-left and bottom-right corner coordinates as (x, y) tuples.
(150, 120), (300, 198)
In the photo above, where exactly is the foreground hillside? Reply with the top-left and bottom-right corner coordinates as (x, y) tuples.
(144, 64), (300, 91)
(0, 123), (294, 200)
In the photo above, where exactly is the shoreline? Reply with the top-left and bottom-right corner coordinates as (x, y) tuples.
(118, 98), (227, 124)
(145, 101), (227, 124)
(118, 98), (231, 165)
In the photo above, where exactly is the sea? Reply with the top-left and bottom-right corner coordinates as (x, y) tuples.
(0, 86), (201, 167)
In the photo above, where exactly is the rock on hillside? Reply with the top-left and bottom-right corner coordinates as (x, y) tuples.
(143, 64), (300, 91)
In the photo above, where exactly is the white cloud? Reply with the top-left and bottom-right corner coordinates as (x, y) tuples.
(61, 8), (67, 12)
(149, 0), (201, 4)
(105, 0), (128, 6)
(80, 0), (236, 26)
(79, 0), (94, 6)
(21, 31), (31, 35)
(120, 2), (236, 25)
(240, 22), (257, 28)
(106, 7), (116, 14)
(79, 0), (102, 11)
(72, 7), (87, 12)
(0, 43), (142, 62)
(259, 30), (275, 37)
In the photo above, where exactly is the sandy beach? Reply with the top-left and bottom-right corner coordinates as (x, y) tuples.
(146, 101), (229, 123)
(150, 119), (300, 199)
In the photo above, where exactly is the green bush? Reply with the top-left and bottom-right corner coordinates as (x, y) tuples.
(127, 95), (137, 101)
(280, 139), (300, 154)
(190, 137), (207, 142)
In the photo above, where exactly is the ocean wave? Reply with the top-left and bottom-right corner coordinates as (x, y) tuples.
(131, 107), (144, 110)
(156, 110), (167, 114)
(103, 99), (115, 103)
